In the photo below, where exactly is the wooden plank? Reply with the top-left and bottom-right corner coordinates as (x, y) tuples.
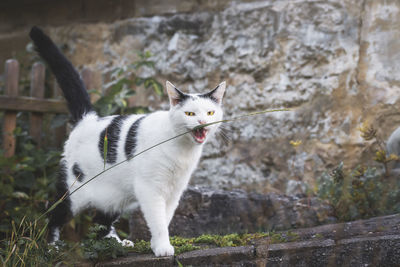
(0, 95), (68, 113)
(29, 62), (45, 147)
(3, 59), (19, 157)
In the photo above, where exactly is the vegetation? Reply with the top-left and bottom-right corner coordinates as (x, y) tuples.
(317, 122), (400, 221)
(0, 128), (60, 239)
(81, 224), (128, 262)
(129, 231), (299, 255)
(0, 50), (163, 266)
(91, 51), (163, 116)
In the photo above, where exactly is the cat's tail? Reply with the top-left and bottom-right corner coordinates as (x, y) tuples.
(29, 26), (94, 123)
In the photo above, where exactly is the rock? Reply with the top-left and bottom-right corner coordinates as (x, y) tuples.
(129, 187), (336, 240)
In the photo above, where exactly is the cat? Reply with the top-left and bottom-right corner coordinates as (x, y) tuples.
(29, 26), (225, 257)
(387, 126), (400, 170)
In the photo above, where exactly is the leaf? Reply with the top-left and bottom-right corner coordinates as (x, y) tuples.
(50, 114), (68, 129)
(12, 192), (29, 199)
(103, 129), (108, 170)
(144, 51), (152, 58)
(87, 89), (102, 96)
(135, 77), (145, 86)
(152, 81), (163, 96)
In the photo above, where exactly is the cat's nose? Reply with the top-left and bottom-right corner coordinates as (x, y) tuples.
(198, 120), (206, 125)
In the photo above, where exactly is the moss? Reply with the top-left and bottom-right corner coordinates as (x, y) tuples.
(175, 243), (201, 254)
(269, 232), (287, 244)
(128, 231), (298, 255)
(130, 240), (152, 254)
(313, 233), (324, 239)
(286, 230), (300, 242)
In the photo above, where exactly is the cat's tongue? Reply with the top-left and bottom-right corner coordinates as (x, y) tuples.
(193, 128), (208, 143)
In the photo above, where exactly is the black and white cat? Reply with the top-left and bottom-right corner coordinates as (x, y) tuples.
(29, 27), (225, 256)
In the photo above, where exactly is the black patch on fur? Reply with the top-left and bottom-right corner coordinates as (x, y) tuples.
(172, 86), (191, 106)
(125, 116), (146, 159)
(72, 163), (85, 182)
(199, 84), (223, 104)
(99, 115), (128, 164)
(29, 26), (93, 124)
(176, 89), (190, 105)
(47, 160), (72, 242)
(92, 211), (120, 238)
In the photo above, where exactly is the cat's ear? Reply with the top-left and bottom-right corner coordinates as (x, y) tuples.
(201, 81), (226, 105)
(166, 81), (189, 107)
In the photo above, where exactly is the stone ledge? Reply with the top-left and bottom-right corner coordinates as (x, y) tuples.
(129, 187), (336, 240)
(97, 213), (400, 266)
(176, 246), (255, 266)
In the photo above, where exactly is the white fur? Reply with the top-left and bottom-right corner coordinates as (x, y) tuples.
(59, 81), (225, 256)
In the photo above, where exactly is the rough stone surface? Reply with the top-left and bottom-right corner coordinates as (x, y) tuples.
(129, 187), (336, 240)
(98, 214), (400, 267)
(176, 246), (255, 266)
(2, 1), (400, 194)
(96, 254), (174, 267)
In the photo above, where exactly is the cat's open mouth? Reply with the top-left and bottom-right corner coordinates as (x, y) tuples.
(191, 128), (209, 143)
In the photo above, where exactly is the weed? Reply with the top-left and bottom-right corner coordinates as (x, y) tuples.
(317, 121), (400, 221)
(81, 224), (128, 262)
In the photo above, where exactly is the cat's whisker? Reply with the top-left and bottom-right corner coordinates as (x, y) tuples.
(217, 128), (231, 145)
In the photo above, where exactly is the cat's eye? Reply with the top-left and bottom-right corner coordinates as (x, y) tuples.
(185, 112), (195, 116)
(207, 111), (215, 116)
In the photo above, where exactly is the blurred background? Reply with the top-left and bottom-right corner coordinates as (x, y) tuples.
(1, 0), (400, 264)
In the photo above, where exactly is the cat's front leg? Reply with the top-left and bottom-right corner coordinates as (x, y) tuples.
(136, 188), (174, 256)
(166, 189), (184, 226)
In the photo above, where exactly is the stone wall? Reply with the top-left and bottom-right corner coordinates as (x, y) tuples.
(3, 0), (400, 194)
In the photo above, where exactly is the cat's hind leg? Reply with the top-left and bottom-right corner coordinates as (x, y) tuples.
(93, 211), (134, 247)
(48, 162), (73, 244)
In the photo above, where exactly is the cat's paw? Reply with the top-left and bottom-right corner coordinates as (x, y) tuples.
(121, 239), (134, 248)
(152, 242), (174, 257)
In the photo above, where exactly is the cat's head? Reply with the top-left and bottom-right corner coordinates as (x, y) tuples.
(166, 81), (226, 145)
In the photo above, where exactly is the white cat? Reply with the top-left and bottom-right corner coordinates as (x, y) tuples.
(30, 26), (225, 256)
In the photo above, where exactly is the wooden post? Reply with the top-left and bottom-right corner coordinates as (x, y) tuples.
(29, 62), (45, 147)
(81, 67), (95, 102)
(53, 79), (66, 148)
(3, 59), (19, 157)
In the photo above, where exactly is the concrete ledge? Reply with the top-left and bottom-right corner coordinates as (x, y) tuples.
(97, 214), (400, 266)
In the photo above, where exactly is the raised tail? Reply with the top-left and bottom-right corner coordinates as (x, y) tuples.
(29, 26), (94, 123)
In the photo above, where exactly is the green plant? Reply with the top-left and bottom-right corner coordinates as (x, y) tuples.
(318, 163), (400, 221)
(317, 122), (400, 221)
(81, 224), (128, 262)
(91, 51), (163, 116)
(0, 127), (61, 239)
(0, 217), (78, 267)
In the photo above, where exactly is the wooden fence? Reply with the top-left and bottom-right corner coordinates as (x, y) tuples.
(1, 59), (94, 157)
